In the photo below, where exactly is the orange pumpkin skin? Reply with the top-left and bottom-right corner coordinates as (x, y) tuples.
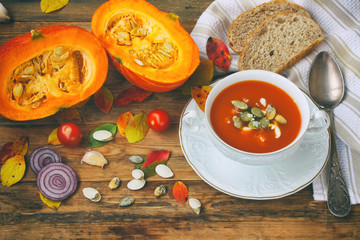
(0, 25), (108, 121)
(91, 0), (200, 92)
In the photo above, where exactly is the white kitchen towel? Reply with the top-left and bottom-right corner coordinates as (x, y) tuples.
(190, 0), (360, 204)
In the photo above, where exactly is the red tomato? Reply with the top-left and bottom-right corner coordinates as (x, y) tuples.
(57, 122), (82, 147)
(147, 109), (171, 132)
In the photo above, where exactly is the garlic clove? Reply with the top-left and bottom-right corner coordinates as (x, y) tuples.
(127, 178), (146, 190)
(132, 169), (144, 180)
(109, 177), (121, 190)
(93, 130), (113, 142)
(155, 164), (174, 178)
(82, 187), (101, 202)
(81, 150), (108, 168)
(189, 198), (201, 215)
(0, 3), (11, 23)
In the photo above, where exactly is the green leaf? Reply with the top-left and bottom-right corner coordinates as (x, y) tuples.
(89, 123), (117, 147)
(125, 112), (149, 143)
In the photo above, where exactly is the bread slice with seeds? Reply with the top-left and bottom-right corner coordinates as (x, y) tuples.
(237, 11), (324, 74)
(228, 0), (310, 53)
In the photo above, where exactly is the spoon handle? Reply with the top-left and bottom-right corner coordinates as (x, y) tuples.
(326, 109), (351, 217)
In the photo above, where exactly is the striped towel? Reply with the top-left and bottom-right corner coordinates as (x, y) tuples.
(191, 0), (360, 204)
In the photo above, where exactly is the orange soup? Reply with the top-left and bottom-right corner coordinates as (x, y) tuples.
(210, 80), (301, 153)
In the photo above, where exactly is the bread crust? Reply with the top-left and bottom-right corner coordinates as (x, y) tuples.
(228, 0), (310, 53)
(237, 11), (324, 74)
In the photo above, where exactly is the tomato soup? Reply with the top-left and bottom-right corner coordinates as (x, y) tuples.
(210, 80), (301, 153)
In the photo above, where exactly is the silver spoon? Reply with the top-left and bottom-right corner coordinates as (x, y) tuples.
(309, 51), (351, 217)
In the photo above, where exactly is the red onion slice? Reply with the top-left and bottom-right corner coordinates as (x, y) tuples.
(30, 146), (61, 175)
(37, 163), (78, 201)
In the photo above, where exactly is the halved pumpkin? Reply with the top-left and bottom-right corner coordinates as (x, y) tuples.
(0, 25), (108, 121)
(91, 0), (200, 92)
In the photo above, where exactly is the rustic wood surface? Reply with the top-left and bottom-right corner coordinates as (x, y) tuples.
(0, 1), (359, 239)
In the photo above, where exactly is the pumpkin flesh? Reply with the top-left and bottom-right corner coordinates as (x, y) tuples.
(92, 0), (199, 92)
(0, 25), (108, 121)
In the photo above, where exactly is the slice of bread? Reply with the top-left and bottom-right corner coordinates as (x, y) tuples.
(238, 11), (324, 74)
(228, 0), (310, 53)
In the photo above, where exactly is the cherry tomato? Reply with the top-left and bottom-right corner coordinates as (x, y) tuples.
(57, 122), (82, 147)
(147, 109), (171, 132)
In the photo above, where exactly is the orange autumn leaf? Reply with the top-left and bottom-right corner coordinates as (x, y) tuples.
(1, 155), (26, 187)
(206, 37), (231, 71)
(0, 136), (29, 165)
(55, 108), (83, 123)
(94, 87), (113, 114)
(117, 112), (133, 136)
(191, 85), (213, 112)
(48, 128), (61, 146)
(173, 181), (188, 204)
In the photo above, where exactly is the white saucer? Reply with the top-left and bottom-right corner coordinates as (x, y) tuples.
(179, 92), (330, 200)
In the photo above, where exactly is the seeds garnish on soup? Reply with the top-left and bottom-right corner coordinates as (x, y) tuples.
(210, 81), (301, 153)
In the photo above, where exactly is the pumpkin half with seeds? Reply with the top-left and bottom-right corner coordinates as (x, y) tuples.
(0, 25), (108, 121)
(91, 0), (200, 92)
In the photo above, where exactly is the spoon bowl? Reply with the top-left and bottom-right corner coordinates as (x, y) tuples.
(309, 51), (351, 217)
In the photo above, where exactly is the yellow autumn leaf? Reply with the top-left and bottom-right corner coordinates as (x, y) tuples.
(39, 192), (61, 210)
(1, 155), (25, 187)
(48, 128), (61, 145)
(40, 0), (69, 13)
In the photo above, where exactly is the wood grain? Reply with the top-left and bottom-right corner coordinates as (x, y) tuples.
(0, 0), (359, 239)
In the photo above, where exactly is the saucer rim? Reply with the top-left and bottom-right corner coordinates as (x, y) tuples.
(179, 91), (330, 200)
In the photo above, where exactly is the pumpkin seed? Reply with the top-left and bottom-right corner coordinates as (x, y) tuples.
(260, 98), (267, 107)
(248, 120), (260, 129)
(155, 164), (174, 178)
(127, 178), (146, 190)
(231, 100), (248, 110)
(154, 185), (167, 197)
(266, 105), (276, 120)
(83, 187), (101, 202)
(275, 114), (287, 124)
(251, 107), (264, 118)
(120, 196), (135, 207)
(259, 117), (270, 129)
(240, 112), (253, 122)
(13, 83), (23, 101)
(93, 130), (113, 142)
(132, 169), (145, 180)
(134, 58), (144, 66)
(109, 177), (121, 190)
(232, 115), (243, 129)
(129, 155), (144, 164)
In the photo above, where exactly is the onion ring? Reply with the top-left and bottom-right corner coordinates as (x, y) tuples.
(30, 146), (61, 175)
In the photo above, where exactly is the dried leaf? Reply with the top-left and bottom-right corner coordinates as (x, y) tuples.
(1, 155), (25, 187)
(117, 112), (134, 136)
(72, 98), (89, 108)
(135, 150), (170, 177)
(39, 192), (61, 210)
(173, 181), (188, 204)
(94, 87), (113, 114)
(89, 123), (117, 148)
(40, 0), (69, 13)
(125, 112), (149, 143)
(114, 86), (152, 107)
(182, 60), (214, 95)
(191, 85), (213, 112)
(0, 136), (29, 165)
(206, 37), (231, 71)
(48, 128), (61, 145)
(55, 108), (83, 123)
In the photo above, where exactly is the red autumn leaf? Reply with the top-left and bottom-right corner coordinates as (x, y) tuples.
(94, 87), (113, 114)
(114, 86), (152, 107)
(55, 108), (83, 123)
(206, 37), (231, 71)
(173, 181), (188, 204)
(0, 136), (29, 165)
(142, 150), (170, 169)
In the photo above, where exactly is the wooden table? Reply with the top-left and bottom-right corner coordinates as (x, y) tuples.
(0, 1), (359, 239)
